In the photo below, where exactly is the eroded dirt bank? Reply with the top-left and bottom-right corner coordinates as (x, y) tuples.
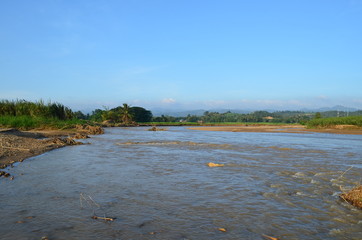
(0, 125), (104, 171)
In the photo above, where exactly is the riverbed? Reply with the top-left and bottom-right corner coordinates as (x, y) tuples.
(1, 127), (361, 239)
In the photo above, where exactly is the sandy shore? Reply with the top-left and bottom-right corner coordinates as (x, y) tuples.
(0, 125), (104, 172)
(189, 124), (362, 135)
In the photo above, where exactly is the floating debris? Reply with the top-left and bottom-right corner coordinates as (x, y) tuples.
(262, 234), (279, 240)
(148, 126), (166, 131)
(207, 162), (224, 167)
(91, 215), (117, 222)
(218, 227), (227, 232)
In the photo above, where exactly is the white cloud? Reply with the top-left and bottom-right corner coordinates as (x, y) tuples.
(161, 98), (176, 104)
(316, 95), (328, 100)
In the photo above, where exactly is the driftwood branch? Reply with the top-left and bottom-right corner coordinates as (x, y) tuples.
(80, 193), (100, 209)
(338, 166), (353, 180)
(80, 193), (116, 222)
(91, 215), (116, 221)
(262, 234), (279, 240)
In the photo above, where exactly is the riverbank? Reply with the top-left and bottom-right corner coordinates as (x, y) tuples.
(188, 124), (362, 135)
(0, 125), (104, 170)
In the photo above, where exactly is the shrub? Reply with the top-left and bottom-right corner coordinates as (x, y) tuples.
(306, 116), (362, 128)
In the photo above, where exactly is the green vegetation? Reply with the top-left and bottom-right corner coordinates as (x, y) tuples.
(314, 112), (322, 119)
(0, 99), (84, 130)
(0, 100), (153, 129)
(0, 99), (74, 120)
(152, 111), (312, 124)
(306, 116), (362, 128)
(91, 104), (152, 124)
(142, 122), (201, 126)
(119, 103), (132, 124)
(0, 115), (86, 130)
(151, 110), (362, 128)
(1, 99), (361, 130)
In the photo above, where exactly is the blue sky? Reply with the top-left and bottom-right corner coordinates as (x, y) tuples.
(1, 0), (361, 112)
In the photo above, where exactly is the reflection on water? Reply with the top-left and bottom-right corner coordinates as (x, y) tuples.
(1, 127), (362, 240)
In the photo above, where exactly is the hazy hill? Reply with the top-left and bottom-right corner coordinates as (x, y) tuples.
(151, 105), (360, 117)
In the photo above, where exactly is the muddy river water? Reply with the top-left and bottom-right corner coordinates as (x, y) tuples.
(1, 127), (361, 240)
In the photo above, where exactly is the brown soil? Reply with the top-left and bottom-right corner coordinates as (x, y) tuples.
(340, 185), (362, 209)
(188, 125), (362, 135)
(0, 125), (104, 172)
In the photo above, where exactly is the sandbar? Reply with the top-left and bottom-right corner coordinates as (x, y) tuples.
(188, 124), (362, 135)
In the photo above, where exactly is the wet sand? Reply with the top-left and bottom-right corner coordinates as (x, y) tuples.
(189, 124), (362, 135)
(0, 125), (104, 170)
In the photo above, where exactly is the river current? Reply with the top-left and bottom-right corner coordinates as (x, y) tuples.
(1, 127), (361, 240)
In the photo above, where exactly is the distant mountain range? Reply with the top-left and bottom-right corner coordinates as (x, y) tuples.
(301, 105), (359, 112)
(150, 108), (252, 117)
(150, 105), (360, 117)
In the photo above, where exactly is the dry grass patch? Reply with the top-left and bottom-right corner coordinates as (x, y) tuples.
(340, 185), (362, 209)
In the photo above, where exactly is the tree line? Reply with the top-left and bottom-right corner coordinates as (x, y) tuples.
(153, 111), (312, 124)
(92, 108), (362, 124)
(2, 99), (361, 125)
(0, 100), (154, 129)
(0, 100), (153, 125)
(152, 110), (362, 124)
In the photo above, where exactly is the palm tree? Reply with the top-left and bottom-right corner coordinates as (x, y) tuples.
(120, 103), (133, 124)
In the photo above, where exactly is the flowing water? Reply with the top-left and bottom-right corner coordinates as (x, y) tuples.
(1, 127), (361, 240)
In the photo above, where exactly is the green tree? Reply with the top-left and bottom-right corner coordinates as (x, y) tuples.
(314, 112), (322, 119)
(186, 114), (199, 122)
(120, 103), (133, 124)
(130, 107), (153, 122)
(90, 109), (103, 122)
(101, 110), (118, 122)
(74, 111), (86, 119)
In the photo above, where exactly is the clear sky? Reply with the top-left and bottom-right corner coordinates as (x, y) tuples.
(1, 0), (361, 112)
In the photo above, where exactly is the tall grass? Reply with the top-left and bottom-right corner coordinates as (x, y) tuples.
(306, 116), (362, 128)
(0, 99), (82, 130)
(0, 115), (86, 130)
(0, 99), (73, 120)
